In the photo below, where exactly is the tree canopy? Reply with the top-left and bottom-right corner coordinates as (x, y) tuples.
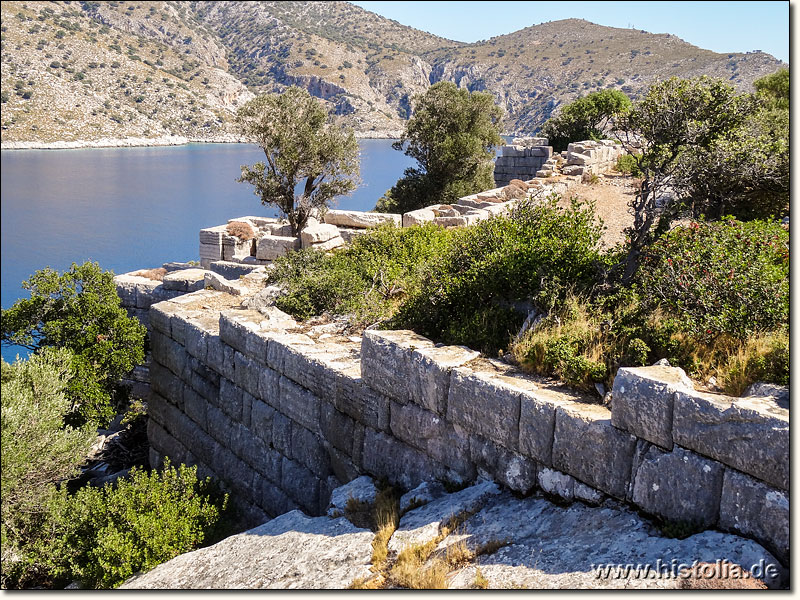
(540, 89), (631, 152)
(236, 86), (360, 235)
(1, 262), (146, 426)
(376, 81), (503, 213)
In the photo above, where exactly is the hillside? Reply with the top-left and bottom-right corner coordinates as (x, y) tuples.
(0, 2), (785, 145)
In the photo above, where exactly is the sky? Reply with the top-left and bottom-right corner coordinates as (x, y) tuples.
(351, 1), (790, 64)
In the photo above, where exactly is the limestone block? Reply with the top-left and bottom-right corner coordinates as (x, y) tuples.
(611, 365), (693, 450)
(233, 351), (261, 399)
(219, 377), (243, 423)
(500, 145), (525, 157)
(337, 228), (369, 243)
(150, 331), (188, 380)
(631, 446), (724, 528)
(271, 412), (292, 458)
(280, 342), (351, 399)
(446, 367), (523, 451)
(265, 331), (317, 372)
(398, 481), (447, 514)
(402, 207), (437, 227)
(210, 261), (264, 280)
(334, 367), (391, 432)
(147, 420), (189, 467)
(250, 397), (275, 445)
(256, 235), (300, 260)
(281, 458), (321, 515)
(279, 376), (321, 435)
(361, 429), (452, 491)
(389, 401), (474, 477)
(388, 480), (501, 554)
(743, 382), (789, 403)
(361, 330), (478, 415)
(538, 467), (577, 502)
(469, 435), (538, 494)
(300, 223), (339, 248)
(162, 268), (206, 293)
(673, 390), (788, 490)
(222, 236), (255, 261)
(327, 476), (378, 518)
(203, 271), (247, 296)
(512, 136), (548, 147)
(552, 403), (636, 499)
(323, 210), (401, 229)
(310, 235), (345, 251)
(291, 422), (331, 479)
(719, 469), (788, 564)
(574, 481), (605, 505)
(199, 225), (227, 245)
(258, 478), (298, 516)
(519, 387), (580, 466)
(320, 403), (359, 456)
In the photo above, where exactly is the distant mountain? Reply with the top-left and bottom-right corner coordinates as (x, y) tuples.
(0, 2), (785, 144)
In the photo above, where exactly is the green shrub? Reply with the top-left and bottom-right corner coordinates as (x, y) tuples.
(615, 153), (641, 176)
(45, 461), (228, 589)
(637, 218), (788, 341)
(1, 262), (147, 427)
(393, 195), (607, 353)
(1, 349), (95, 589)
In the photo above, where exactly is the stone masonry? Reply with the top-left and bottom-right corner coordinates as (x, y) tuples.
(126, 276), (789, 564)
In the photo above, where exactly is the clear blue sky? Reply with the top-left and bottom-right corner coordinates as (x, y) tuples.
(351, 1), (789, 63)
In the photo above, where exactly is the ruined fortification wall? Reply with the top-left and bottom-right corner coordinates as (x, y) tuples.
(132, 283), (788, 563)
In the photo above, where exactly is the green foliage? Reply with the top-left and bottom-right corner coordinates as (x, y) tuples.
(753, 67), (789, 111)
(45, 461), (228, 589)
(377, 81), (503, 213)
(1, 262), (146, 427)
(541, 89), (631, 152)
(614, 153), (641, 177)
(269, 224), (451, 327)
(637, 218), (788, 341)
(1, 349), (95, 589)
(393, 195), (607, 354)
(235, 86), (360, 235)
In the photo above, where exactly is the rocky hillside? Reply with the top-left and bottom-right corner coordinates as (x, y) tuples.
(1, 1), (785, 144)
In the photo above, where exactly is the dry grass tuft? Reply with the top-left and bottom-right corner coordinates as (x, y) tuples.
(133, 267), (167, 281)
(473, 568), (489, 589)
(226, 221), (256, 241)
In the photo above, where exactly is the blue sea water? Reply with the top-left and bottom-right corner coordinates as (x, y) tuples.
(0, 140), (415, 363)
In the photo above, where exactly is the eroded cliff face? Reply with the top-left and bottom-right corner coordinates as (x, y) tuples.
(1, 2), (785, 144)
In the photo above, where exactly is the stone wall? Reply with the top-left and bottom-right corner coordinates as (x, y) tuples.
(561, 139), (625, 177)
(137, 283), (789, 563)
(494, 137), (554, 187)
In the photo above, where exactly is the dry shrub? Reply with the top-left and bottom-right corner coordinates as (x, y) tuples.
(226, 221), (255, 241)
(473, 568), (489, 589)
(369, 486), (399, 569)
(678, 562), (767, 589)
(133, 267), (167, 281)
(509, 178), (529, 190)
(391, 539), (447, 589)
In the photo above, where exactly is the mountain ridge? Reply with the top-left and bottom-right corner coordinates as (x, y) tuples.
(0, 1), (785, 145)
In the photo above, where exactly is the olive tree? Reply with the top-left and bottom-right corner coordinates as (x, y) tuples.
(376, 81), (503, 213)
(236, 86), (360, 235)
(541, 89), (631, 152)
(613, 77), (752, 282)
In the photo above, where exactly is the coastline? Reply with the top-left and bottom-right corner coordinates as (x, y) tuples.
(0, 130), (402, 151)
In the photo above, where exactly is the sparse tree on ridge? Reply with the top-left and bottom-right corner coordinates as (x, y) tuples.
(236, 86), (360, 235)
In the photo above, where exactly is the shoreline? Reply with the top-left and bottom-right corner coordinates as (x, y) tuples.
(0, 130), (402, 151)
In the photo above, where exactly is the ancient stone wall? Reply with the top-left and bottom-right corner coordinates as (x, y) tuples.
(137, 284), (789, 563)
(561, 139), (626, 177)
(493, 136), (554, 187)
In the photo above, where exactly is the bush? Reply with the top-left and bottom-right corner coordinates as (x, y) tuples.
(1, 262), (147, 427)
(637, 218), (788, 341)
(615, 153), (641, 176)
(225, 221), (255, 241)
(45, 461), (228, 589)
(1, 349), (95, 589)
(392, 195), (608, 353)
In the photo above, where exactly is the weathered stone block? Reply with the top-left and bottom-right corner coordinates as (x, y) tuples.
(203, 271), (247, 296)
(320, 403), (357, 455)
(257, 366), (280, 408)
(291, 423), (331, 479)
(673, 389), (789, 490)
(258, 478), (298, 516)
(552, 403), (636, 499)
(537, 467), (577, 502)
(323, 210), (401, 229)
(162, 268), (207, 293)
(611, 365), (693, 450)
(272, 412), (293, 458)
(310, 235), (345, 251)
(210, 260), (264, 280)
(631, 446), (724, 528)
(233, 351), (261, 399)
(389, 401), (474, 478)
(150, 330), (188, 379)
(281, 457), (321, 515)
(361, 429), (450, 491)
(184, 319), (210, 363)
(279, 342), (350, 398)
(719, 469), (789, 564)
(300, 223), (339, 248)
(469, 434), (538, 494)
(206, 404), (236, 448)
(250, 398), (275, 445)
(519, 387), (579, 466)
(402, 207), (437, 227)
(149, 363), (183, 408)
(279, 376), (321, 434)
(433, 216), (467, 228)
(183, 387), (208, 430)
(446, 368), (522, 451)
(147, 419), (189, 466)
(219, 377), (243, 422)
(328, 445), (362, 483)
(361, 329), (434, 401)
(264, 332), (316, 372)
(256, 235), (300, 260)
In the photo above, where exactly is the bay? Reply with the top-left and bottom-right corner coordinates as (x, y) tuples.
(0, 139), (414, 362)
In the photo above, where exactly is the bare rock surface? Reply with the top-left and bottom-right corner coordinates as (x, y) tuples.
(442, 492), (784, 589)
(121, 510), (374, 589)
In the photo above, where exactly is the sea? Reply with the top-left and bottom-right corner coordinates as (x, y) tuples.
(0, 139), (415, 363)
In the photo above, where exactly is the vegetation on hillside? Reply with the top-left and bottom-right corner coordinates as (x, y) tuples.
(540, 89), (631, 152)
